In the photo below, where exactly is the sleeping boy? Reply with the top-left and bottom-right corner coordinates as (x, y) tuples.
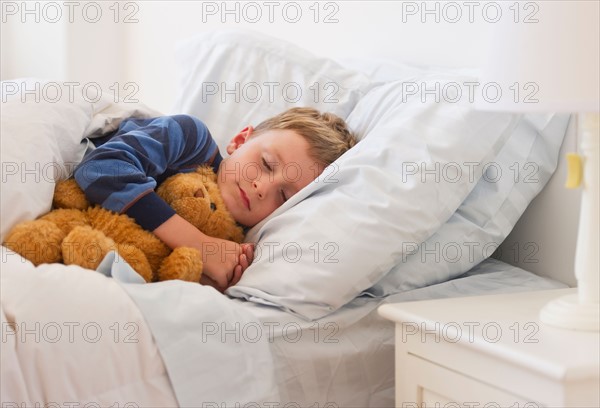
(74, 107), (357, 292)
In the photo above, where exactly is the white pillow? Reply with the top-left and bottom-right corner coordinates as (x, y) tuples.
(171, 29), (373, 150)
(0, 80), (93, 242)
(228, 77), (520, 320)
(335, 59), (570, 297)
(0, 80), (162, 243)
(364, 112), (569, 297)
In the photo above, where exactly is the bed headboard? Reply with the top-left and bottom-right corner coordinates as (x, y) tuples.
(1, 1), (580, 286)
(495, 120), (579, 286)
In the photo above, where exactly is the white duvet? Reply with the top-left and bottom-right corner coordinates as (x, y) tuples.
(1, 248), (178, 406)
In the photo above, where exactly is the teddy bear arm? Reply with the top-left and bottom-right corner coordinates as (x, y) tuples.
(61, 225), (117, 271)
(61, 224), (154, 282)
(3, 220), (66, 265)
(158, 247), (203, 283)
(40, 208), (89, 236)
(53, 178), (91, 210)
(114, 243), (154, 282)
(85, 206), (171, 273)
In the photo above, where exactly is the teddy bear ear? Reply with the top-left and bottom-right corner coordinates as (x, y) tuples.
(196, 165), (218, 183)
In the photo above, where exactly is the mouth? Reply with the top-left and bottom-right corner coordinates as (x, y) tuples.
(239, 186), (250, 210)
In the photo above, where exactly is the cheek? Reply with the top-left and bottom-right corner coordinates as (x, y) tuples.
(218, 178), (236, 211)
(261, 199), (280, 218)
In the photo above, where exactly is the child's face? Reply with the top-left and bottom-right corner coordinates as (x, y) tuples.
(217, 126), (321, 227)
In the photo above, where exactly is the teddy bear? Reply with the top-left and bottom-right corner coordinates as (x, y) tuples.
(3, 166), (245, 284)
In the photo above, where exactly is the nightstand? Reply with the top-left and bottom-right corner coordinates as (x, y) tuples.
(378, 288), (600, 407)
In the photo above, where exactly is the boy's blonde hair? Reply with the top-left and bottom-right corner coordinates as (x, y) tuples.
(253, 107), (357, 167)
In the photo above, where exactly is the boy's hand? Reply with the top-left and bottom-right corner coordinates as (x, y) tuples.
(200, 238), (255, 292)
(152, 214), (255, 292)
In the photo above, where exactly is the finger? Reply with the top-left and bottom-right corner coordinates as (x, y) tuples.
(246, 245), (255, 264)
(231, 264), (243, 287)
(239, 254), (249, 271)
(242, 244), (254, 264)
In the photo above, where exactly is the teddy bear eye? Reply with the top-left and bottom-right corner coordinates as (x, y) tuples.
(210, 202), (217, 211)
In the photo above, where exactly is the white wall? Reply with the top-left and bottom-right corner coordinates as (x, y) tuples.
(2, 1), (495, 112)
(1, 1), (126, 89)
(119, 0), (496, 112)
(1, 6), (68, 80)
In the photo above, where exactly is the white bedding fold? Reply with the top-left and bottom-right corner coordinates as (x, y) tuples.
(0, 247), (177, 407)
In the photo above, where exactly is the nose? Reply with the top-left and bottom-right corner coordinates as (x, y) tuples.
(252, 180), (264, 199)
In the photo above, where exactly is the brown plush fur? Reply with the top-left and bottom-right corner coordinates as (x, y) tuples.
(3, 166), (244, 283)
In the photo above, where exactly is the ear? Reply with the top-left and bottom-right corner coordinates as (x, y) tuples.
(226, 126), (254, 155)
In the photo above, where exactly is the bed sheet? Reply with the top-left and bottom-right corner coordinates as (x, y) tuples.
(242, 257), (568, 407)
(1, 246), (566, 408)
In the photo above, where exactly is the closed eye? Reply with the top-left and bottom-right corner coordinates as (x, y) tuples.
(262, 157), (272, 171)
(263, 156), (286, 202)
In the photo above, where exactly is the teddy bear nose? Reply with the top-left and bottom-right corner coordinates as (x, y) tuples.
(194, 189), (204, 198)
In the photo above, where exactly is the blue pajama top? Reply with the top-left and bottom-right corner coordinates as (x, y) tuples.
(74, 115), (222, 231)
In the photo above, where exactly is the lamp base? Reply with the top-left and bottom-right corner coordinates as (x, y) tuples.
(540, 294), (599, 331)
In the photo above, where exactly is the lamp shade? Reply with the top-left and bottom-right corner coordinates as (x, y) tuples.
(477, 1), (599, 112)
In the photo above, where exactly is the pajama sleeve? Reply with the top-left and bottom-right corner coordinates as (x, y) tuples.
(74, 114), (222, 231)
